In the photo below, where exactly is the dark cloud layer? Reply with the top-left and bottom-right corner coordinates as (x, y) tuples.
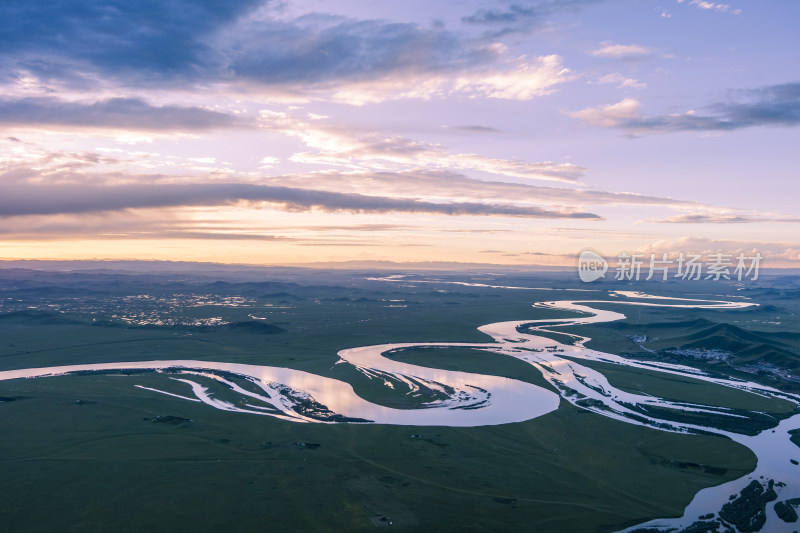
(0, 0), (262, 84)
(0, 0), (496, 90)
(0, 97), (242, 131)
(622, 83), (800, 133)
(461, 0), (603, 37)
(231, 17), (489, 86)
(0, 181), (601, 220)
(650, 214), (800, 224)
(270, 169), (694, 208)
(450, 125), (503, 133)
(712, 83), (800, 128)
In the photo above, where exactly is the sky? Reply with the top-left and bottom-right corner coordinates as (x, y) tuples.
(1, 0), (799, 267)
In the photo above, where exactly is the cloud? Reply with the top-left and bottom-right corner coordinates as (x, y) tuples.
(327, 53), (573, 104)
(635, 236), (800, 265)
(650, 214), (751, 224)
(647, 214), (800, 224)
(259, 110), (582, 182)
(590, 43), (656, 60)
(453, 55), (572, 100)
(567, 98), (644, 128)
(0, 182), (603, 219)
(169, 222), (416, 234)
(0, 97), (243, 131)
(548, 227), (654, 239)
(0, 0), (263, 86)
(460, 0), (604, 37)
(568, 83), (800, 133)
(714, 83), (800, 127)
(595, 73), (646, 89)
(0, 170), (602, 220)
(265, 169), (699, 209)
(679, 0), (741, 14)
(230, 16), (482, 87)
(0, 142), (701, 215)
(0, 138), (703, 239)
(493, 250), (574, 260)
(0, 2), (572, 104)
(0, 214), (422, 243)
(449, 125), (503, 133)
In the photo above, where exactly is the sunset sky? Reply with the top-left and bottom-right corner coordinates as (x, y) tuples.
(1, 0), (798, 267)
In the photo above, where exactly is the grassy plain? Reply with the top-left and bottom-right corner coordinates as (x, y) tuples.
(1, 267), (796, 532)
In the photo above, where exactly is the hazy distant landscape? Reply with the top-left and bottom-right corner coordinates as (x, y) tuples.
(1, 262), (798, 532)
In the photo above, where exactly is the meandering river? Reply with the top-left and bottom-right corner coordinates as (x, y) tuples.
(1, 290), (798, 531)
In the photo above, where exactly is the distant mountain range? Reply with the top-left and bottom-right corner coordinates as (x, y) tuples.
(3, 259), (800, 275)
(0, 259), (573, 273)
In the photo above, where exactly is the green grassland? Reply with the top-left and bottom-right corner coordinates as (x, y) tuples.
(1, 373), (754, 533)
(568, 299), (800, 393)
(0, 268), (796, 532)
(560, 356), (796, 415)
